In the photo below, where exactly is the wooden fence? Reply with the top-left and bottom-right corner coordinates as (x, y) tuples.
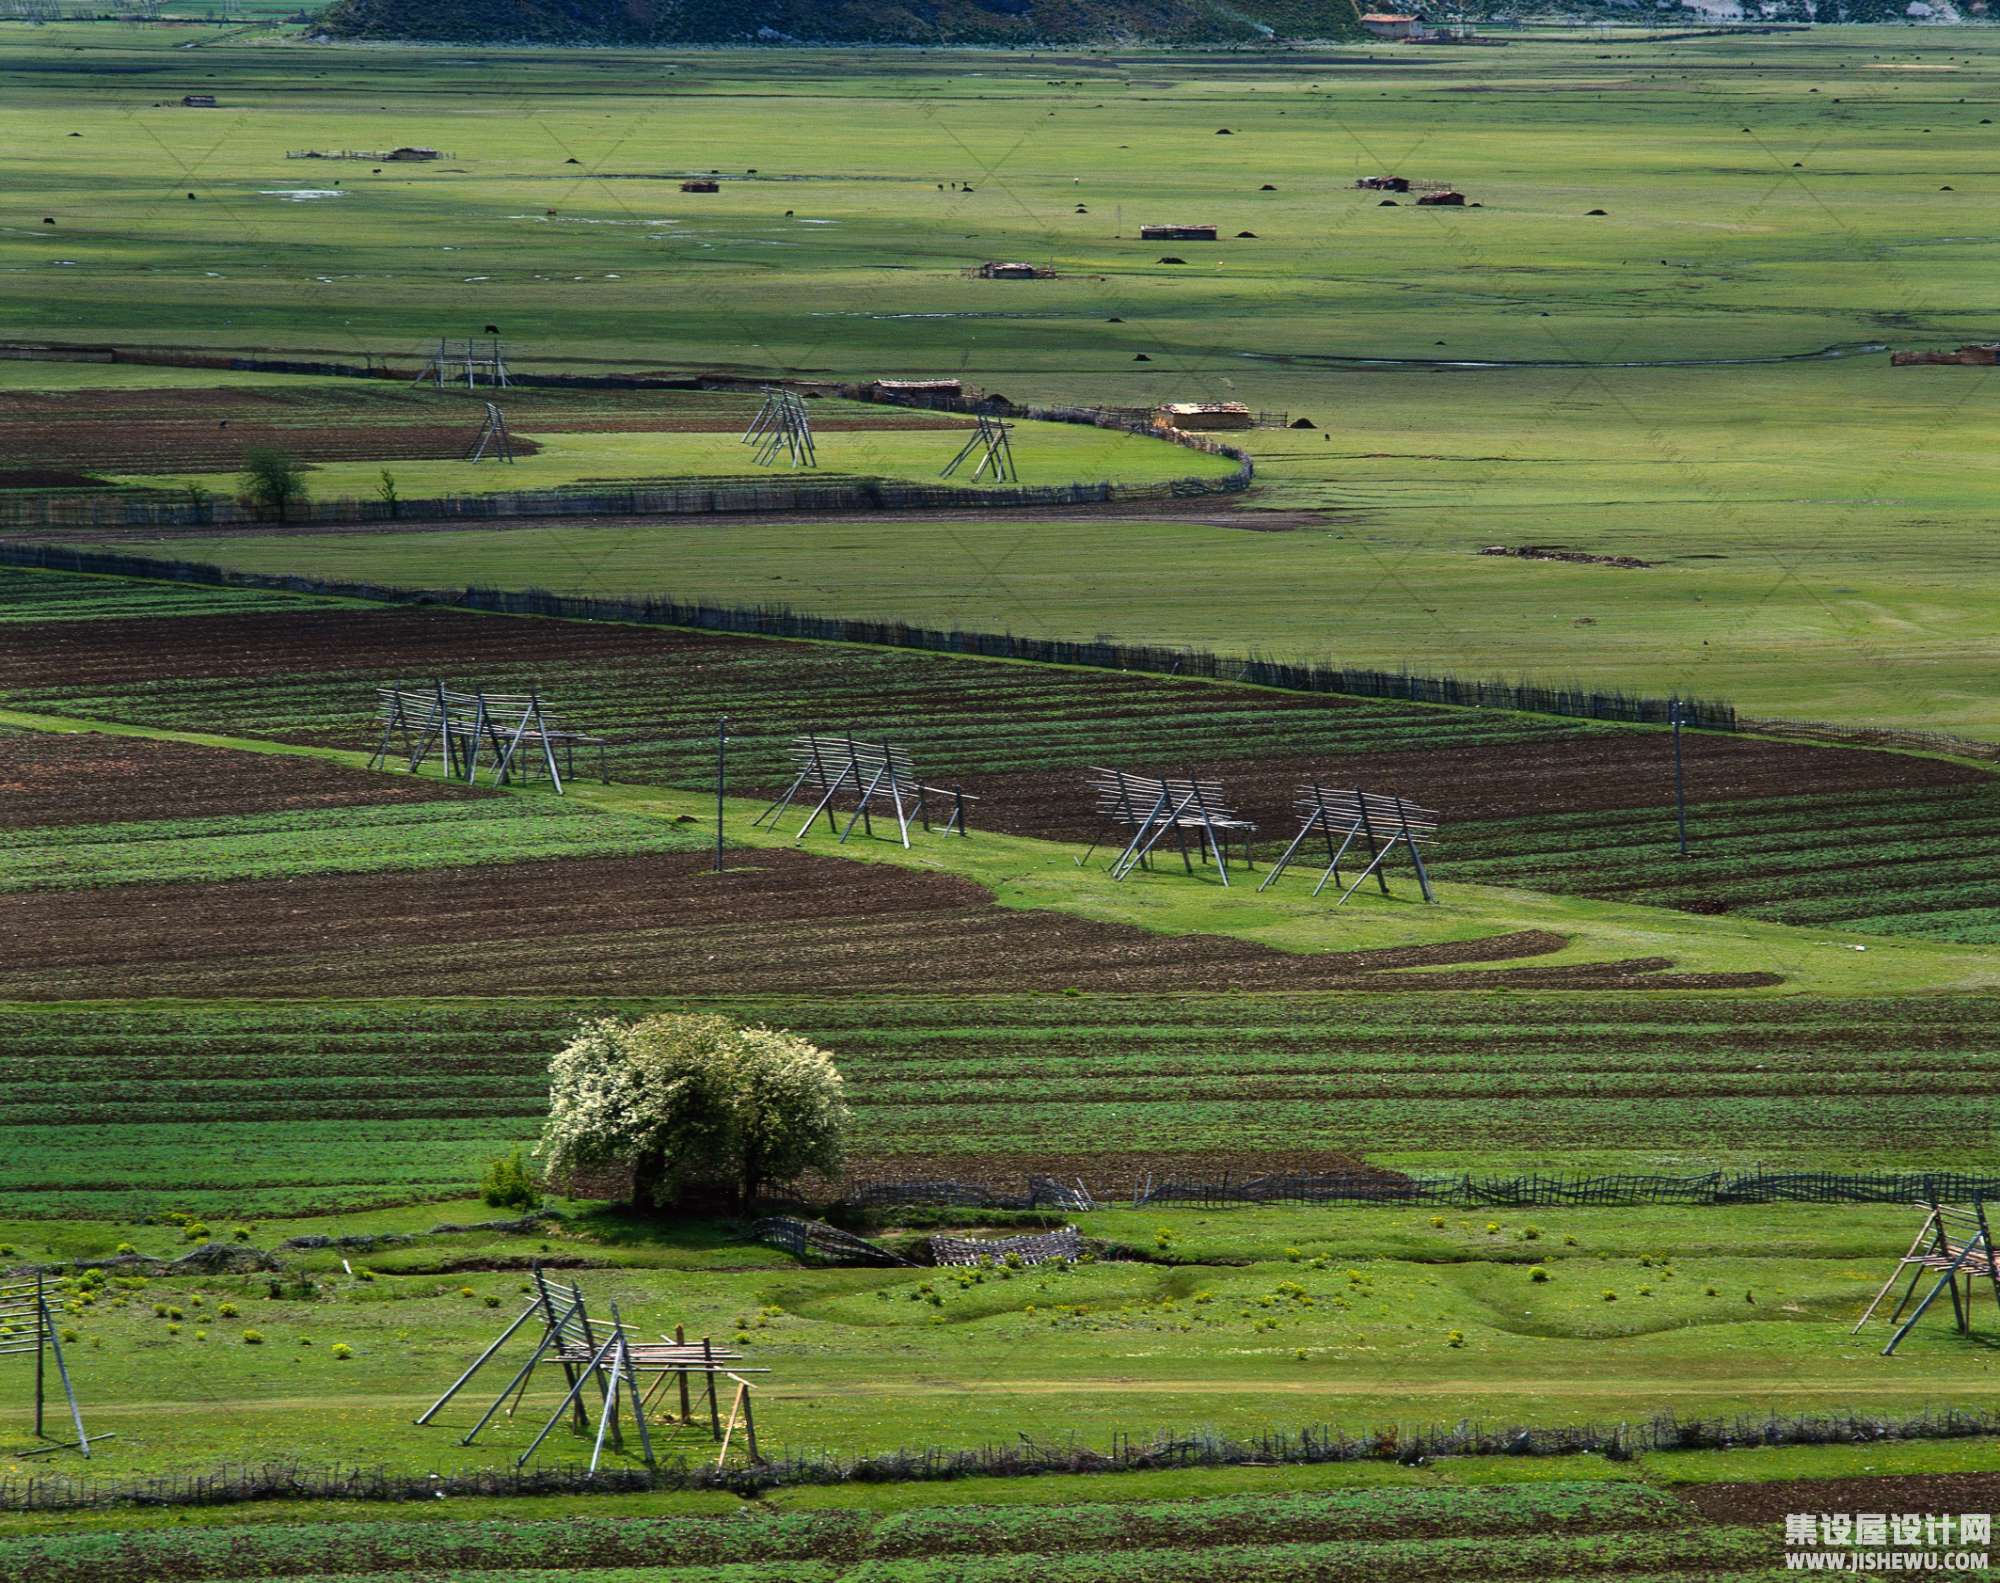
(1747, 716), (2000, 764)
(751, 1215), (911, 1267)
(837, 1169), (2000, 1211)
(0, 541), (1741, 733)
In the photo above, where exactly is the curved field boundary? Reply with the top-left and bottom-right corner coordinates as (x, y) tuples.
(0, 543), (1737, 731)
(0, 358), (1251, 530)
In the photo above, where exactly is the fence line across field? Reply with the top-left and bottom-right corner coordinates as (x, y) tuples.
(833, 1169), (2000, 1212)
(752, 732), (974, 848)
(1080, 768), (1254, 886)
(1258, 784), (1439, 905)
(370, 681), (608, 793)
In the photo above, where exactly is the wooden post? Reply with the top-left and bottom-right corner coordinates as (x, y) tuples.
(676, 1324), (692, 1424)
(739, 1379), (760, 1463)
(1976, 1197), (2000, 1320)
(33, 1272), (43, 1440)
(715, 717), (728, 873)
(1355, 797), (1391, 895)
(1672, 699), (1689, 857)
(704, 1338), (721, 1438)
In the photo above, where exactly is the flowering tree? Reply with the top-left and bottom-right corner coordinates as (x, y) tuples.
(537, 1013), (849, 1210)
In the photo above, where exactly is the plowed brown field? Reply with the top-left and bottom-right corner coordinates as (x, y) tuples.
(0, 725), (476, 829)
(0, 847), (1773, 1000)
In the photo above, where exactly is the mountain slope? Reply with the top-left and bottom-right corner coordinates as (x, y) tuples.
(319, 0), (1365, 45)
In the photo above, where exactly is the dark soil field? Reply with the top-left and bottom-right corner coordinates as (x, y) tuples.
(0, 383), (963, 476)
(0, 846), (1774, 1001)
(0, 724), (481, 829)
(2, 582), (1990, 936)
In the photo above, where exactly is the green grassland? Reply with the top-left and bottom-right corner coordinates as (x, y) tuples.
(0, 1193), (1994, 1499)
(108, 405), (1240, 497)
(0, 796), (704, 891)
(5, 31), (2000, 729)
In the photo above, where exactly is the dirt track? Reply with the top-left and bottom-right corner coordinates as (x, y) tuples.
(0, 848), (1773, 1000)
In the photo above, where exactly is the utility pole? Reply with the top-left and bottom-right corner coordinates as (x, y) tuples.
(715, 715), (728, 873)
(1671, 697), (1689, 858)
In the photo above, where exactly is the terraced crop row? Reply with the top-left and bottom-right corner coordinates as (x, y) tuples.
(0, 1483), (1759, 1583)
(0, 568), (333, 623)
(1450, 784), (2000, 942)
(0, 796), (702, 892)
(7, 995), (1998, 1214)
(2, 569), (1989, 939)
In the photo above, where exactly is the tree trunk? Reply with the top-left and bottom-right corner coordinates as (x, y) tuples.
(630, 1148), (670, 1212)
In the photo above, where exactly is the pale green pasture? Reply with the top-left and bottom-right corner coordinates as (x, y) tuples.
(111, 416), (1239, 495)
(7, 31), (2000, 728)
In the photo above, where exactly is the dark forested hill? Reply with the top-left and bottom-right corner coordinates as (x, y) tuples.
(319, 0), (1363, 45)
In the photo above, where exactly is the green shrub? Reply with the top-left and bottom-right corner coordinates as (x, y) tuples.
(480, 1148), (541, 1211)
(241, 1329), (264, 1345)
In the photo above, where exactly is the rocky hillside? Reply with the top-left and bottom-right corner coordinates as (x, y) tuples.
(319, 0), (1363, 45)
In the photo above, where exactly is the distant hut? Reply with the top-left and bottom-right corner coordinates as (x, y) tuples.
(1359, 12), (1422, 38)
(869, 378), (965, 404)
(974, 261), (1051, 280)
(181, 94), (218, 108)
(1155, 402), (1253, 431)
(680, 178), (720, 193)
(1416, 190), (1466, 206)
(383, 146), (442, 162)
(1356, 176), (1411, 192)
(1891, 343), (2000, 366)
(1139, 223), (1218, 242)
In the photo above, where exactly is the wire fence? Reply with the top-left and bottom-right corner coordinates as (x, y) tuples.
(835, 1169), (2000, 1211)
(1747, 716), (2000, 764)
(0, 468), (1246, 534)
(5, 1406), (1999, 1510)
(0, 541), (1739, 732)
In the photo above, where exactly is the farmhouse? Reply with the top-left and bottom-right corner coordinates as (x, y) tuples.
(181, 94), (218, 108)
(1139, 223), (1217, 242)
(869, 378), (965, 402)
(383, 146), (441, 162)
(1156, 402), (1252, 430)
(680, 178), (720, 193)
(1356, 175), (1411, 192)
(1360, 12), (1423, 37)
(1891, 343), (2000, 366)
(1417, 190), (1467, 206)
(974, 261), (1050, 280)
